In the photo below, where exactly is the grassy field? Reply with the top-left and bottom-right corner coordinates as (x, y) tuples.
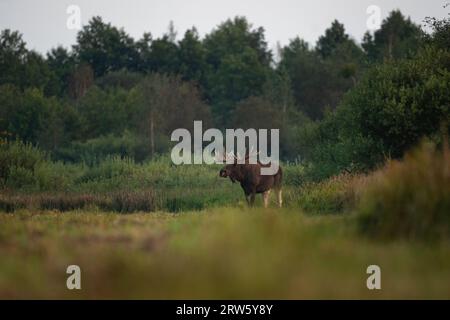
(0, 142), (449, 299)
(0, 208), (449, 299)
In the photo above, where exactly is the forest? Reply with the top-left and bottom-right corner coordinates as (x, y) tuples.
(1, 10), (447, 174)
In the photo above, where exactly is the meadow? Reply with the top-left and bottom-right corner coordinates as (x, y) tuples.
(1, 209), (449, 299)
(1, 5), (449, 300)
(0, 141), (449, 299)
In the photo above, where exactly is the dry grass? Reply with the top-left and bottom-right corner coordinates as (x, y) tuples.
(0, 190), (156, 213)
(358, 141), (450, 241)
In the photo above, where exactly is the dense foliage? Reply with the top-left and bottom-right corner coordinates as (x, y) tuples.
(0, 9), (448, 178)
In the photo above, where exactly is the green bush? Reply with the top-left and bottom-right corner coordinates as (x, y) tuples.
(78, 155), (137, 182)
(55, 130), (149, 164)
(358, 141), (450, 241)
(293, 173), (368, 213)
(283, 163), (306, 186)
(307, 47), (450, 178)
(0, 139), (46, 189)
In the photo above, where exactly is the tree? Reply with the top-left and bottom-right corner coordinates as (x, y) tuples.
(262, 66), (294, 115)
(177, 27), (207, 84)
(95, 69), (143, 90)
(362, 10), (422, 62)
(424, 5), (450, 50)
(147, 35), (179, 74)
(132, 74), (211, 155)
(20, 51), (52, 93)
(203, 17), (272, 125)
(135, 32), (153, 72)
(46, 46), (76, 97)
(67, 64), (94, 100)
(76, 85), (131, 139)
(280, 20), (364, 120)
(138, 22), (181, 75)
(316, 20), (350, 58)
(73, 16), (140, 77)
(0, 29), (27, 87)
(0, 29), (52, 92)
(279, 37), (337, 119)
(232, 96), (283, 130)
(310, 47), (450, 176)
(0, 85), (62, 145)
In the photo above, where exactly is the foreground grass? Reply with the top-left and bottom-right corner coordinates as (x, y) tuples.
(0, 208), (449, 299)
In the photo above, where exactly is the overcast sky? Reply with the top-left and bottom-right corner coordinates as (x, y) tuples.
(0, 0), (448, 54)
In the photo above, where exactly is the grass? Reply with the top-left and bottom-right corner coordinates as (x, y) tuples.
(0, 208), (449, 299)
(290, 173), (369, 214)
(358, 141), (450, 241)
(1, 140), (449, 298)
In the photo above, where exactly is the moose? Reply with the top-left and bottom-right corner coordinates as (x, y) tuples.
(219, 150), (283, 208)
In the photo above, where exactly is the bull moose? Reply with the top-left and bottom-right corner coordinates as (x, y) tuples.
(219, 151), (282, 208)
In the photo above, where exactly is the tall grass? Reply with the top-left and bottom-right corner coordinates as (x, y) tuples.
(357, 141), (450, 241)
(288, 173), (369, 213)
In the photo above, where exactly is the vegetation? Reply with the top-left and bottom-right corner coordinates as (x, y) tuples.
(2, 10), (448, 166)
(1, 208), (450, 299)
(0, 6), (449, 298)
(358, 141), (450, 241)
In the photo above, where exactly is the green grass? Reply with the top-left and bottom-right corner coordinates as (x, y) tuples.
(0, 208), (449, 299)
(1, 140), (449, 298)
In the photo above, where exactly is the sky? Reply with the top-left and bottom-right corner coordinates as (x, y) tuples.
(0, 0), (448, 54)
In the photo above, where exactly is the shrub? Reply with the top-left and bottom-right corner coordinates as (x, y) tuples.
(77, 155), (137, 183)
(0, 194), (28, 212)
(293, 173), (368, 213)
(0, 139), (46, 189)
(39, 193), (100, 211)
(54, 130), (149, 164)
(307, 47), (450, 178)
(283, 163), (306, 186)
(0, 191), (157, 213)
(358, 141), (450, 241)
(108, 190), (156, 213)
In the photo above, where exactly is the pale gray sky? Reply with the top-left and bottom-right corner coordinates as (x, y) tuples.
(0, 0), (448, 54)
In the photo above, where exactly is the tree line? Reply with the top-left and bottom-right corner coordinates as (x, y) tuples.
(0, 9), (448, 178)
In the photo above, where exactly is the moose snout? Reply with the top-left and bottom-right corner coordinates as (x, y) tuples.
(219, 168), (228, 178)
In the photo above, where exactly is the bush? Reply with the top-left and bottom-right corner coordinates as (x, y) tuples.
(109, 190), (156, 213)
(55, 130), (149, 164)
(39, 193), (101, 211)
(0, 194), (29, 212)
(307, 47), (450, 178)
(0, 191), (157, 213)
(293, 173), (368, 213)
(0, 139), (46, 189)
(283, 163), (306, 186)
(77, 155), (137, 182)
(358, 141), (450, 241)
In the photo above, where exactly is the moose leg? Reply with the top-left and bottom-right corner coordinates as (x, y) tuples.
(249, 192), (256, 207)
(245, 193), (251, 205)
(276, 188), (283, 208)
(262, 190), (271, 208)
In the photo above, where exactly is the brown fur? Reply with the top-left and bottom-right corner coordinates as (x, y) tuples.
(219, 161), (283, 207)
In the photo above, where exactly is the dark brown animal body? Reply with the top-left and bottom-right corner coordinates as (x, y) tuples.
(220, 161), (283, 207)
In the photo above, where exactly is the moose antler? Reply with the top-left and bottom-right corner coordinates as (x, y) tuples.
(245, 146), (260, 160)
(215, 150), (238, 163)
